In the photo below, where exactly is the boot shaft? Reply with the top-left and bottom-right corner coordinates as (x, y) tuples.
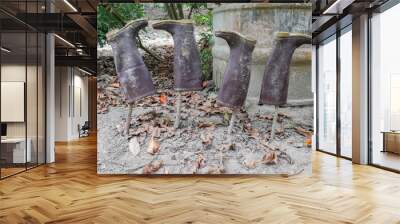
(107, 19), (155, 103)
(215, 31), (256, 109)
(107, 19), (148, 72)
(259, 32), (311, 105)
(153, 20), (202, 91)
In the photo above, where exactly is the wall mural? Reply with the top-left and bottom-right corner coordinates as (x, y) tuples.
(97, 3), (313, 175)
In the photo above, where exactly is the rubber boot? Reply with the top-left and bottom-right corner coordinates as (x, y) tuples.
(107, 19), (156, 135)
(152, 20), (202, 91)
(259, 32), (311, 106)
(107, 19), (156, 103)
(215, 31), (257, 109)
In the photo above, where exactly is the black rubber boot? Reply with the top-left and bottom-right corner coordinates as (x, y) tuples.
(215, 31), (256, 145)
(259, 32), (311, 106)
(215, 31), (257, 110)
(107, 19), (156, 135)
(152, 20), (203, 91)
(107, 19), (156, 103)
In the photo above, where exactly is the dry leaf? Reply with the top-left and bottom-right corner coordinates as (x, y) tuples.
(201, 133), (213, 145)
(278, 112), (290, 118)
(159, 94), (168, 105)
(247, 128), (259, 139)
(221, 143), (235, 151)
(131, 126), (147, 136)
(243, 159), (257, 169)
(143, 160), (163, 174)
(110, 82), (120, 88)
(295, 127), (312, 137)
(278, 151), (294, 165)
(262, 151), (278, 165)
(152, 127), (161, 138)
(202, 80), (209, 88)
(207, 166), (225, 174)
(260, 141), (279, 151)
(147, 137), (160, 155)
(195, 154), (206, 169)
(258, 114), (273, 120)
(198, 122), (215, 128)
(129, 137), (141, 156)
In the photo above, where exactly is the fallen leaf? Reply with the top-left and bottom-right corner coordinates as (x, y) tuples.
(195, 154), (206, 169)
(278, 151), (294, 165)
(243, 159), (257, 169)
(202, 80), (209, 88)
(110, 82), (120, 88)
(130, 126), (148, 136)
(260, 141), (279, 151)
(207, 166), (225, 174)
(152, 127), (161, 138)
(295, 127), (312, 137)
(262, 151), (278, 165)
(278, 112), (290, 118)
(223, 112), (230, 124)
(201, 133), (213, 145)
(147, 137), (160, 155)
(304, 136), (312, 147)
(159, 94), (168, 105)
(258, 114), (273, 120)
(198, 122), (215, 128)
(128, 137), (140, 156)
(143, 160), (163, 174)
(247, 128), (259, 139)
(221, 143), (235, 151)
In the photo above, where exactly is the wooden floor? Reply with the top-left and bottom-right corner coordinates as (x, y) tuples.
(1, 135), (400, 224)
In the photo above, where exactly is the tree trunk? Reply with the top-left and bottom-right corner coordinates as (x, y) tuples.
(170, 4), (179, 20)
(177, 4), (184, 19)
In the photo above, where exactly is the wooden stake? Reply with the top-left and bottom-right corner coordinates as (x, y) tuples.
(228, 111), (237, 136)
(227, 110), (237, 145)
(270, 105), (279, 141)
(174, 92), (182, 129)
(125, 103), (133, 136)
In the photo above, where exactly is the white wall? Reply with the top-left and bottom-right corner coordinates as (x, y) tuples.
(54, 66), (89, 141)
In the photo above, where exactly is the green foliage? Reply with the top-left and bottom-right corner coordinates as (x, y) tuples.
(97, 4), (144, 47)
(193, 10), (212, 27)
(97, 3), (214, 80)
(197, 9), (213, 80)
(163, 3), (209, 20)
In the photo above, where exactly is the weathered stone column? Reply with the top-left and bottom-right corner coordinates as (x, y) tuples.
(212, 3), (312, 105)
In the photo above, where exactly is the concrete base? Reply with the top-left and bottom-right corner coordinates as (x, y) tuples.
(212, 3), (312, 106)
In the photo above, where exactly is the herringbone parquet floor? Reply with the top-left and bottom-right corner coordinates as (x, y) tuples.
(1, 135), (400, 224)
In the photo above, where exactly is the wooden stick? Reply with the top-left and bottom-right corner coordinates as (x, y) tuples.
(227, 111), (237, 136)
(174, 92), (182, 129)
(227, 110), (238, 145)
(270, 105), (279, 141)
(125, 103), (133, 135)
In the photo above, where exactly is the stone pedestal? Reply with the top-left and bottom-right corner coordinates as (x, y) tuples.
(212, 3), (312, 106)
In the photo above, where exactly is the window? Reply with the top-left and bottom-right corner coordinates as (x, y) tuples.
(370, 3), (400, 171)
(317, 35), (337, 154)
(339, 27), (352, 158)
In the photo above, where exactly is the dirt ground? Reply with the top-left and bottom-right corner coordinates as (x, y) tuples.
(97, 63), (313, 175)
